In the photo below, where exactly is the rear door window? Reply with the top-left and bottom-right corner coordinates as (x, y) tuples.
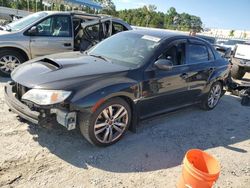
(188, 44), (209, 64)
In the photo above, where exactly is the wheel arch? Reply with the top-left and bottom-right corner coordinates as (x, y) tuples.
(0, 47), (29, 61)
(71, 83), (140, 132)
(97, 94), (138, 133)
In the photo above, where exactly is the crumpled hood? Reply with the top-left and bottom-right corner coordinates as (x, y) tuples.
(11, 52), (130, 90)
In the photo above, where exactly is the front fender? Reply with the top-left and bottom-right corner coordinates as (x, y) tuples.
(70, 79), (140, 112)
(0, 42), (31, 59)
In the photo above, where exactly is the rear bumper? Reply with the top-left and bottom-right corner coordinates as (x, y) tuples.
(4, 82), (40, 124)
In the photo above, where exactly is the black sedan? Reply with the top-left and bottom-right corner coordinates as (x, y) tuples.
(5, 30), (230, 146)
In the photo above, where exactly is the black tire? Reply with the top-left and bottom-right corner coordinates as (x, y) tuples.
(200, 82), (222, 110)
(231, 64), (245, 80)
(79, 98), (131, 147)
(0, 50), (26, 77)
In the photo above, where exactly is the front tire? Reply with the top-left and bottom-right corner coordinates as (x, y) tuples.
(0, 50), (25, 77)
(201, 82), (222, 110)
(79, 98), (131, 147)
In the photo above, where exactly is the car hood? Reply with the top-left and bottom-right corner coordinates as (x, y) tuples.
(12, 52), (131, 90)
(0, 30), (20, 41)
(0, 30), (10, 34)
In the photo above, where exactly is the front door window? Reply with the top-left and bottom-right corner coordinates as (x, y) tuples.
(34, 16), (71, 37)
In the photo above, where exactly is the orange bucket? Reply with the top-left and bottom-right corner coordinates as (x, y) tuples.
(177, 149), (220, 188)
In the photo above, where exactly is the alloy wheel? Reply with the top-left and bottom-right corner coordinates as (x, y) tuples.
(94, 104), (129, 144)
(208, 84), (222, 108)
(0, 55), (20, 73)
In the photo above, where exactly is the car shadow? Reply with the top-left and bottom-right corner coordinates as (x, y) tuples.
(27, 94), (250, 173)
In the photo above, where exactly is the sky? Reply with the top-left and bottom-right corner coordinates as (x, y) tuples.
(112, 0), (250, 30)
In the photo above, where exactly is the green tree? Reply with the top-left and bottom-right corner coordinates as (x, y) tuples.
(0, 0), (12, 7)
(229, 30), (235, 37)
(95, 0), (116, 15)
(117, 5), (203, 32)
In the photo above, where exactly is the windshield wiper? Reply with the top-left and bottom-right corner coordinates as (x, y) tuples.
(0, 25), (11, 31)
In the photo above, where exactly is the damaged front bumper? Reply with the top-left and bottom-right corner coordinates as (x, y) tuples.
(4, 82), (77, 130)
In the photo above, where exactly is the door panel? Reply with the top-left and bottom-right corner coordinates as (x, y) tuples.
(30, 37), (73, 58)
(29, 15), (73, 58)
(185, 62), (215, 100)
(139, 65), (190, 118)
(185, 42), (215, 100)
(138, 39), (190, 118)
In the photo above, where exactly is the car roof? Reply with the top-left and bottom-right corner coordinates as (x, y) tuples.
(43, 11), (71, 15)
(128, 29), (213, 43)
(126, 30), (216, 47)
(42, 11), (111, 19)
(128, 29), (187, 40)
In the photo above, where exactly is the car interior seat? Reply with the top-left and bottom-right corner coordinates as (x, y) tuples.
(165, 46), (178, 65)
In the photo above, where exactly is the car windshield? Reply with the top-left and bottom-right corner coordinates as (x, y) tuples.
(88, 32), (161, 68)
(7, 12), (48, 31)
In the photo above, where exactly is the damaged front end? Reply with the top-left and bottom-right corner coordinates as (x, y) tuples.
(4, 81), (77, 130)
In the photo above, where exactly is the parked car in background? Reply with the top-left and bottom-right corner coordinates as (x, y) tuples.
(216, 39), (228, 45)
(231, 43), (250, 79)
(219, 39), (247, 52)
(197, 35), (216, 44)
(5, 30), (230, 146)
(0, 11), (132, 77)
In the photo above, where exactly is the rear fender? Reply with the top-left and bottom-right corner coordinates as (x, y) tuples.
(203, 66), (229, 94)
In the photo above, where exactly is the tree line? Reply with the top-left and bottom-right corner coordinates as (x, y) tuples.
(0, 0), (203, 32)
(116, 6), (203, 32)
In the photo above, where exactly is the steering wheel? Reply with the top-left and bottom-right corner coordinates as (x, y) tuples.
(37, 25), (43, 32)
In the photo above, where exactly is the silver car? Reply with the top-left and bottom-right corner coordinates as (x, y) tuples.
(0, 11), (132, 77)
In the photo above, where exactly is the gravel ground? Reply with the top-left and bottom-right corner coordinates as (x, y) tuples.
(0, 74), (250, 188)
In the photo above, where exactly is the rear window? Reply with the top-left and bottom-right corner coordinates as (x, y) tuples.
(188, 44), (208, 63)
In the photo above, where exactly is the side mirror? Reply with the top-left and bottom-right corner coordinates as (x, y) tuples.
(28, 26), (37, 35)
(154, 59), (173, 71)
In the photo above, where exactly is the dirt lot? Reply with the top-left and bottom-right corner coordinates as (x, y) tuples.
(0, 74), (250, 188)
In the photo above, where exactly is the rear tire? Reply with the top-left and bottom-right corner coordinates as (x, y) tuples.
(0, 50), (25, 77)
(231, 64), (245, 80)
(79, 98), (131, 147)
(200, 82), (222, 110)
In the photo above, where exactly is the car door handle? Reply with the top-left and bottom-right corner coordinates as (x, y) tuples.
(209, 67), (215, 73)
(210, 67), (215, 71)
(180, 73), (189, 79)
(64, 43), (71, 47)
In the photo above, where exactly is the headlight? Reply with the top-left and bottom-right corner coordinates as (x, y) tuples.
(22, 89), (71, 105)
